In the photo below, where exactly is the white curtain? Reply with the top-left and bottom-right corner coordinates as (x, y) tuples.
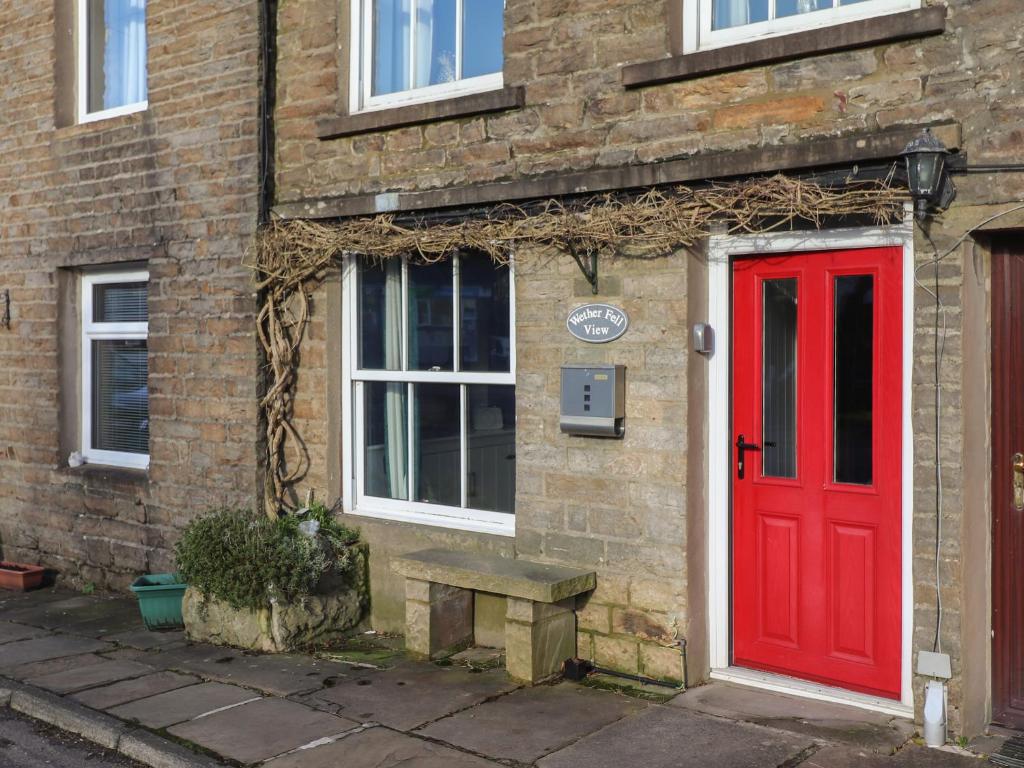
(373, 0), (412, 95)
(414, 0), (434, 89)
(715, 0), (750, 29)
(103, 0), (147, 109)
(383, 260), (408, 499)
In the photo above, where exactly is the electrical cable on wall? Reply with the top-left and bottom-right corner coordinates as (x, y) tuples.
(913, 202), (1024, 655)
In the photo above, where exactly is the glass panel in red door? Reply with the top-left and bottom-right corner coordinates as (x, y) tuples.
(732, 247), (902, 700)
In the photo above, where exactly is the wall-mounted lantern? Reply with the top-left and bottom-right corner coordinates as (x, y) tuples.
(900, 128), (956, 220)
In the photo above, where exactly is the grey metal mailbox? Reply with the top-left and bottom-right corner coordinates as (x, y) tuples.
(560, 364), (625, 438)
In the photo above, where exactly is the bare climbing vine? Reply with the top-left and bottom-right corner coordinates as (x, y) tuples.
(250, 174), (905, 514)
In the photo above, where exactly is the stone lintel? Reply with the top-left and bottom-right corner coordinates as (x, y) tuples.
(393, 550), (596, 604)
(272, 122), (960, 221)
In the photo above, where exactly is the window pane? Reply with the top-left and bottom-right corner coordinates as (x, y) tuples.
(834, 275), (874, 485)
(87, 0), (147, 113)
(358, 258), (403, 370)
(414, 0), (458, 88)
(462, 0), (504, 79)
(762, 278), (797, 479)
(364, 381), (409, 499)
(372, 0), (413, 96)
(408, 260), (453, 370)
(460, 256), (510, 372)
(93, 281), (147, 323)
(413, 383), (460, 506)
(92, 339), (148, 454)
(712, 0), (768, 29)
(468, 385), (514, 513)
(776, 0), (831, 18)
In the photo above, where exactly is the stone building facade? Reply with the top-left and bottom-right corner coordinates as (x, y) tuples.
(0, 1), (262, 588)
(1, 0), (1022, 743)
(272, 0), (1024, 737)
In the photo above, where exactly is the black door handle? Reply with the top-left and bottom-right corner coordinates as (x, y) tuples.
(735, 434), (760, 480)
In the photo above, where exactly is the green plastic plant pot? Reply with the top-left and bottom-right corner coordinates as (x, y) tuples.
(130, 573), (186, 630)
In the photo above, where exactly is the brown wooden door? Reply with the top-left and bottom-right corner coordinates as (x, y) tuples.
(993, 233), (1024, 729)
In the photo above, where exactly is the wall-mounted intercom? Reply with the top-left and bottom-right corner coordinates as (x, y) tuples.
(560, 364), (625, 438)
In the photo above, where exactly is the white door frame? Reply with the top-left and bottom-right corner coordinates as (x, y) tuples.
(706, 214), (915, 717)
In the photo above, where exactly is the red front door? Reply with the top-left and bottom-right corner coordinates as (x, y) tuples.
(732, 246), (903, 699)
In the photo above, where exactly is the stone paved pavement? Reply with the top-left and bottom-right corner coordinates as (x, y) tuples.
(0, 588), (989, 767)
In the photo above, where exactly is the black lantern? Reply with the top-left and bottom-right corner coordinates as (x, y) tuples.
(900, 128), (953, 220)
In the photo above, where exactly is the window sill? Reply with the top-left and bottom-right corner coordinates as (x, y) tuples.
(345, 504), (515, 538)
(317, 86), (525, 140)
(61, 462), (149, 485)
(621, 6), (945, 89)
(78, 101), (148, 125)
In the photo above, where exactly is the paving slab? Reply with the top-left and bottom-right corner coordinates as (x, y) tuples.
(101, 628), (187, 651)
(26, 657), (155, 694)
(419, 682), (646, 763)
(800, 744), (984, 767)
(0, 621), (49, 645)
(264, 726), (502, 768)
(308, 661), (519, 730)
(148, 644), (355, 696)
(670, 681), (914, 754)
(168, 696), (358, 764)
(0, 634), (111, 670)
(1, 595), (136, 634)
(107, 681), (260, 728)
(3, 650), (112, 681)
(540, 705), (813, 768)
(71, 670), (200, 709)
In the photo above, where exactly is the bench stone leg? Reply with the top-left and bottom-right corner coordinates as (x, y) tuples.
(404, 579), (473, 659)
(505, 597), (576, 684)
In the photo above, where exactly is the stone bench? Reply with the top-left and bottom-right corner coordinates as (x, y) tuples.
(392, 548), (596, 684)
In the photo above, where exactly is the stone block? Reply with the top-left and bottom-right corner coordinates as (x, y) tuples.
(638, 643), (684, 684)
(405, 580), (474, 659)
(593, 635), (639, 675)
(505, 597), (576, 684)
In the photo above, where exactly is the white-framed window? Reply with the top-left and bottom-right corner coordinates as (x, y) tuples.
(81, 270), (150, 470)
(683, 0), (920, 52)
(350, 0), (505, 113)
(342, 253), (516, 536)
(78, 0), (148, 123)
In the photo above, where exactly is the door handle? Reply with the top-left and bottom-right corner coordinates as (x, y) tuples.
(736, 434), (760, 480)
(1014, 452), (1024, 511)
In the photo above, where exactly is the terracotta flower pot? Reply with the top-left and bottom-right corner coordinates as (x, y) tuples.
(0, 561), (45, 592)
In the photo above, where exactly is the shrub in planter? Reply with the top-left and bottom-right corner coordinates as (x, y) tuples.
(175, 505), (366, 652)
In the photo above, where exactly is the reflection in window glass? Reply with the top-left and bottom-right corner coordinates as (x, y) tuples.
(414, 383), (461, 506)
(834, 275), (874, 485)
(372, 0), (413, 96)
(776, 0), (830, 18)
(93, 282), (147, 323)
(364, 382), (409, 500)
(762, 278), (797, 479)
(712, 0), (768, 29)
(468, 385), (515, 513)
(92, 339), (149, 454)
(414, 0), (458, 88)
(462, 0), (505, 79)
(358, 259), (403, 370)
(86, 0), (148, 114)
(460, 256), (510, 372)
(408, 260), (453, 370)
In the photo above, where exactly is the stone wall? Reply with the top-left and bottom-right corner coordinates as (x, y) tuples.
(0, 0), (262, 589)
(273, 0), (1021, 204)
(275, 0), (1024, 729)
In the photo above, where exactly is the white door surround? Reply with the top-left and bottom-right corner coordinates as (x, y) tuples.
(705, 217), (915, 717)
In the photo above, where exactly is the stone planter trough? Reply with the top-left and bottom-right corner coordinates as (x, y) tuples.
(182, 547), (367, 652)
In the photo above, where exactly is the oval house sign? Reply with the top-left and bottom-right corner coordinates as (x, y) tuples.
(566, 303), (629, 343)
